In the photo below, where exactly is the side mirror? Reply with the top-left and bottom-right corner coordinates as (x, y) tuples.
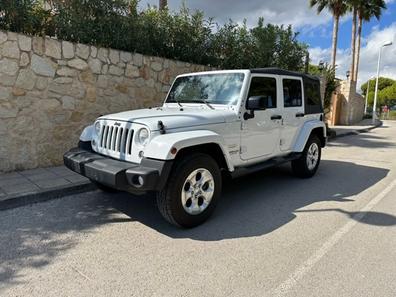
(244, 96), (268, 120)
(246, 96), (268, 110)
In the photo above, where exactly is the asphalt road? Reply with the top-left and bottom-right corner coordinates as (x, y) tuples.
(1, 121), (396, 297)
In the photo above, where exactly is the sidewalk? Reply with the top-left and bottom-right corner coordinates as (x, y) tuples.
(0, 166), (95, 210)
(329, 119), (382, 139)
(0, 119), (382, 211)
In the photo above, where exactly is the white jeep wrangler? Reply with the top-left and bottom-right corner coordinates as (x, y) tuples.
(64, 68), (326, 228)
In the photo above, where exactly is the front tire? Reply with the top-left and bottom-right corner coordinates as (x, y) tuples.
(156, 153), (222, 228)
(292, 135), (322, 178)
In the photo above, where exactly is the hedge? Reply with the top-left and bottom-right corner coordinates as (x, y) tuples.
(0, 0), (308, 71)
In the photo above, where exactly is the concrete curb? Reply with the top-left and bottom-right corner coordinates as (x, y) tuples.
(0, 181), (97, 211)
(328, 121), (383, 140)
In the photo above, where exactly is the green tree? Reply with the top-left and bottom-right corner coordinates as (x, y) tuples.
(0, 1), (309, 71)
(361, 77), (396, 106)
(53, 0), (135, 49)
(212, 18), (308, 70)
(0, 0), (53, 35)
(378, 82), (396, 106)
(136, 5), (215, 65)
(211, 20), (256, 69)
(309, 64), (339, 112)
(309, 0), (348, 68)
(361, 77), (395, 95)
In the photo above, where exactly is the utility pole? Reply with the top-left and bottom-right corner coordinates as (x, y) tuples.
(373, 41), (393, 124)
(364, 79), (370, 115)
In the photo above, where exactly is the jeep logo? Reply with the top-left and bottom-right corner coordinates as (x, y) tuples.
(114, 122), (121, 127)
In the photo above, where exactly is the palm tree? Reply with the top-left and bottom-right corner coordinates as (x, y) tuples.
(353, 0), (386, 81)
(348, 0), (358, 82)
(309, 0), (348, 69)
(159, 0), (167, 10)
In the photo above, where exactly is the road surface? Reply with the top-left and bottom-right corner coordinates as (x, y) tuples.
(1, 121), (396, 297)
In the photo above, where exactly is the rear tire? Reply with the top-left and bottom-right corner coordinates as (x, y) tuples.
(156, 153), (222, 228)
(292, 135), (321, 178)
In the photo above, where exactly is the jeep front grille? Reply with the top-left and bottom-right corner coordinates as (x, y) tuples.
(99, 124), (134, 155)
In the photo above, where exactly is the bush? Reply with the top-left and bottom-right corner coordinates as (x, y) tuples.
(0, 0), (53, 36)
(0, 1), (309, 71)
(53, 0), (134, 50)
(309, 64), (339, 112)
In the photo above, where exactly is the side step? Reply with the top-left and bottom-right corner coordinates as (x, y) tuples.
(231, 153), (302, 179)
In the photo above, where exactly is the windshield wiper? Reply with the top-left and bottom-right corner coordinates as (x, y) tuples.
(173, 98), (183, 108)
(194, 99), (215, 110)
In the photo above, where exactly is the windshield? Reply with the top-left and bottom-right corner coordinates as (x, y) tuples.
(166, 73), (245, 105)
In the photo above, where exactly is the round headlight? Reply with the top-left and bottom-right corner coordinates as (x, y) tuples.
(94, 122), (101, 135)
(137, 128), (150, 146)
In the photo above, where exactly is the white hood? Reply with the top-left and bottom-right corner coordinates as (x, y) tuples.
(98, 106), (238, 131)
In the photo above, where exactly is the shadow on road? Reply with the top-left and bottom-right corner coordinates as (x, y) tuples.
(0, 159), (391, 288)
(328, 133), (396, 149)
(295, 209), (396, 227)
(111, 160), (391, 241)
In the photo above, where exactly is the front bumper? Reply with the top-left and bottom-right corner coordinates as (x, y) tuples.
(63, 148), (173, 194)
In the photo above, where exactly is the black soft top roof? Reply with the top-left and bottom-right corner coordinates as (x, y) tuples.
(250, 68), (320, 82)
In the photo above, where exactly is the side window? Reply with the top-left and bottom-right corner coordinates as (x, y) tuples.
(247, 77), (277, 108)
(304, 79), (323, 114)
(283, 79), (302, 107)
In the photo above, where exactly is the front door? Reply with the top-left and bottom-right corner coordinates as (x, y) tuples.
(280, 76), (305, 151)
(241, 75), (282, 160)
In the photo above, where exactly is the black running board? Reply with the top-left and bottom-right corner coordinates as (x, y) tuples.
(231, 153), (302, 178)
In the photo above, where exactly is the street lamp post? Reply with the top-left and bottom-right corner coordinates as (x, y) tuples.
(364, 78), (372, 115)
(373, 41), (393, 124)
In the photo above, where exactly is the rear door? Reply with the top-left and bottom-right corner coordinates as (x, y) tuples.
(280, 76), (305, 151)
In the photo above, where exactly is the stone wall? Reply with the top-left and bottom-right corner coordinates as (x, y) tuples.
(328, 80), (365, 126)
(0, 30), (210, 172)
(339, 80), (365, 125)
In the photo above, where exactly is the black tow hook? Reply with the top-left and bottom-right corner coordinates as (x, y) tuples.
(158, 121), (166, 134)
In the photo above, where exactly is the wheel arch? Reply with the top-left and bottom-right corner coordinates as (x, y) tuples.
(310, 127), (326, 148)
(292, 120), (327, 152)
(174, 143), (230, 173)
(143, 130), (234, 172)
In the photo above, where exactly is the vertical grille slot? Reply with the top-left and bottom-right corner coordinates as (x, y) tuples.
(107, 126), (113, 149)
(97, 122), (134, 156)
(116, 128), (123, 152)
(127, 129), (134, 155)
(99, 125), (105, 147)
(112, 127), (118, 151)
(121, 128), (129, 153)
(103, 126), (109, 148)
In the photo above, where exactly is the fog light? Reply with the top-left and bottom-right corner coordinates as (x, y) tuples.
(132, 175), (144, 187)
(92, 139), (96, 146)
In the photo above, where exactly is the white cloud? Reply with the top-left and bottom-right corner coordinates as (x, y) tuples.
(139, 0), (332, 29)
(309, 22), (396, 90)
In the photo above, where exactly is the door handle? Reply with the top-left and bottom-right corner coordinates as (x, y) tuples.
(271, 115), (282, 120)
(296, 113), (305, 118)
